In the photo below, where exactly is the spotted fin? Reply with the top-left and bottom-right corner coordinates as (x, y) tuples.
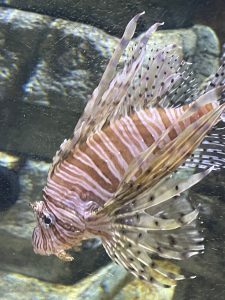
(101, 177), (205, 287)
(124, 46), (197, 110)
(181, 126), (225, 171)
(204, 63), (225, 92)
(112, 167), (213, 216)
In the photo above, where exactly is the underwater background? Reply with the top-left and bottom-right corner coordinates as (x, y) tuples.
(0, 0), (225, 299)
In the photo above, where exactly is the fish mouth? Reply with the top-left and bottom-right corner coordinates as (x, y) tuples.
(32, 226), (74, 261)
(55, 249), (74, 261)
(33, 240), (74, 261)
(34, 247), (74, 261)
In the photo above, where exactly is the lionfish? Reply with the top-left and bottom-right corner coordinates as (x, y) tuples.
(31, 12), (225, 287)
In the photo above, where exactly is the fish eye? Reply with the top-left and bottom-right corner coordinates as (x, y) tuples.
(44, 215), (51, 225)
(43, 214), (52, 225)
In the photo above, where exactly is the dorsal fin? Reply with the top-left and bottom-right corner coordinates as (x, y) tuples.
(74, 17), (164, 142)
(49, 12), (163, 175)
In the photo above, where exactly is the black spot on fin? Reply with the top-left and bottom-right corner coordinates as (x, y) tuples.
(181, 125), (225, 171)
(102, 192), (204, 286)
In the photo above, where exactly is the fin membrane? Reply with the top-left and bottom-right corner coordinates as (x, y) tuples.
(181, 125), (225, 171)
(102, 192), (203, 287)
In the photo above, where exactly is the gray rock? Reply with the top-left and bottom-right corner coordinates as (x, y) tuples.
(0, 263), (130, 300)
(73, 263), (130, 300)
(1, 0), (205, 36)
(0, 160), (20, 210)
(0, 261), (176, 300)
(0, 7), (220, 160)
(0, 7), (118, 159)
(0, 7), (51, 102)
(192, 25), (220, 82)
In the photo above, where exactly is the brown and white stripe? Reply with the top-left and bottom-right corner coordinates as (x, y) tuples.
(45, 103), (217, 210)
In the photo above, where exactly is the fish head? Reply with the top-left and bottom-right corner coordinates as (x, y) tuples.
(31, 199), (85, 261)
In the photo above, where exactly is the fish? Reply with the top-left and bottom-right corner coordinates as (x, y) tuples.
(31, 12), (225, 287)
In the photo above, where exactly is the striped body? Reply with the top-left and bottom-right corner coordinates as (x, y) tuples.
(45, 103), (216, 214)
